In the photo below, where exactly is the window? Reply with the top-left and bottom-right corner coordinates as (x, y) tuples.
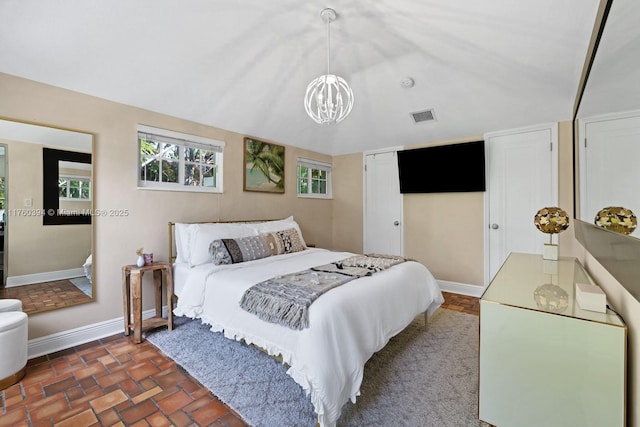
(297, 158), (332, 198)
(59, 176), (91, 200)
(138, 125), (224, 192)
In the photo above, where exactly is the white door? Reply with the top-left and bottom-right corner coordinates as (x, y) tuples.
(364, 150), (403, 255)
(485, 124), (558, 283)
(579, 112), (640, 222)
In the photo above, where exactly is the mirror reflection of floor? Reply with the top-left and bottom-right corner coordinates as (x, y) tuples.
(0, 278), (92, 314)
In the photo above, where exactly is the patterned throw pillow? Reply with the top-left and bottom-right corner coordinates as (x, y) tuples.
(260, 228), (306, 255)
(261, 232), (286, 256)
(209, 235), (271, 265)
(276, 228), (306, 254)
(209, 239), (233, 265)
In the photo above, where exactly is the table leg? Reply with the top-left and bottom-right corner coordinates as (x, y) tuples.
(153, 269), (162, 317)
(165, 267), (174, 331)
(122, 269), (131, 336)
(131, 270), (143, 344)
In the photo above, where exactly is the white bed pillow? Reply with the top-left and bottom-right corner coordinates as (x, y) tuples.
(249, 216), (307, 248)
(174, 223), (190, 264)
(186, 222), (258, 267)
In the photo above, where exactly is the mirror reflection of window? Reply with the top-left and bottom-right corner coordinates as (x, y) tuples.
(58, 178), (91, 200)
(58, 160), (91, 215)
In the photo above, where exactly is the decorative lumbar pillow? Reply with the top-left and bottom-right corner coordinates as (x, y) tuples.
(209, 239), (233, 265)
(260, 228), (305, 255)
(209, 235), (271, 265)
(261, 232), (286, 256)
(187, 222), (257, 267)
(276, 228), (306, 254)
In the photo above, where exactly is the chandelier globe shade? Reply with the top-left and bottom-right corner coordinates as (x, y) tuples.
(304, 8), (354, 124)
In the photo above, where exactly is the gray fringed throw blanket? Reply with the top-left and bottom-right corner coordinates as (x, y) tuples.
(239, 254), (407, 330)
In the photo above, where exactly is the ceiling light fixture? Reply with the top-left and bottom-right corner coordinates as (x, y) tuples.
(304, 8), (354, 124)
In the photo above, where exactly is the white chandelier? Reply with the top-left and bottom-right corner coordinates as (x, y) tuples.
(304, 8), (354, 124)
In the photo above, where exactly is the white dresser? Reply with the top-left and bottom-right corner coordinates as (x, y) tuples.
(479, 252), (626, 427)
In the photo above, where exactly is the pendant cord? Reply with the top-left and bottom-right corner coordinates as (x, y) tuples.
(326, 16), (331, 75)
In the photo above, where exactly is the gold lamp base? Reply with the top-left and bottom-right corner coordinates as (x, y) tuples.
(543, 243), (559, 261)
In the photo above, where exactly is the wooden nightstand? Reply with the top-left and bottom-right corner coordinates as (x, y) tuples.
(122, 262), (173, 344)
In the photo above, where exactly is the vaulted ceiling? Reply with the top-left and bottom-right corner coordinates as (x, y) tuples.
(0, 0), (601, 155)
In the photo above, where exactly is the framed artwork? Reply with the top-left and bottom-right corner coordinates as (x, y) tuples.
(243, 137), (285, 193)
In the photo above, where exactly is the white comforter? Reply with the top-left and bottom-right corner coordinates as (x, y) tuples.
(173, 248), (443, 426)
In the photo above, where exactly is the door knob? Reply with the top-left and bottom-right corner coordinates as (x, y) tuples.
(393, 221), (400, 226)
(491, 224), (499, 230)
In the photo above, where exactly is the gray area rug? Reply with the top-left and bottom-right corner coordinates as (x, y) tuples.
(146, 308), (484, 426)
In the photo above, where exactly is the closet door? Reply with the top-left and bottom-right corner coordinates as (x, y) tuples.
(364, 150), (403, 256)
(485, 124), (558, 283)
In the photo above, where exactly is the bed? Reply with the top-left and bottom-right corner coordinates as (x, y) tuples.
(83, 253), (92, 283)
(170, 217), (444, 426)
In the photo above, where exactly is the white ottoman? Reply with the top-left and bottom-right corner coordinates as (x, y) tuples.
(0, 299), (22, 312)
(0, 311), (28, 390)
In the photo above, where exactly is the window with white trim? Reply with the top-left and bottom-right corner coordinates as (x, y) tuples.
(138, 125), (224, 192)
(59, 175), (91, 200)
(297, 158), (332, 198)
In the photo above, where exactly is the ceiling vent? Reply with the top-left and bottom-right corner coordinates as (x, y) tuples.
(410, 109), (436, 124)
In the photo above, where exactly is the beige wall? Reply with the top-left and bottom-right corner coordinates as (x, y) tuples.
(2, 138), (91, 278)
(332, 152), (363, 253)
(402, 136), (485, 286)
(557, 120), (581, 256)
(405, 192), (485, 285)
(0, 73), (332, 338)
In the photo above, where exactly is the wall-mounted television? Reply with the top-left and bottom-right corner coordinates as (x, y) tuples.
(397, 140), (486, 193)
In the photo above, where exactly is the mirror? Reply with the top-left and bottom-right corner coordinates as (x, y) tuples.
(576, 0), (640, 226)
(574, 0), (640, 302)
(0, 118), (94, 314)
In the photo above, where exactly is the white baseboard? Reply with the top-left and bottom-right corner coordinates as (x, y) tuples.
(28, 306), (168, 359)
(7, 267), (85, 287)
(437, 279), (485, 298)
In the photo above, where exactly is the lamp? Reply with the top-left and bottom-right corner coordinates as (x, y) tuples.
(533, 207), (569, 260)
(594, 206), (637, 235)
(304, 8), (354, 124)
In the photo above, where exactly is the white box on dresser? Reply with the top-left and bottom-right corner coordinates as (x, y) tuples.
(575, 282), (607, 313)
(479, 252), (627, 427)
